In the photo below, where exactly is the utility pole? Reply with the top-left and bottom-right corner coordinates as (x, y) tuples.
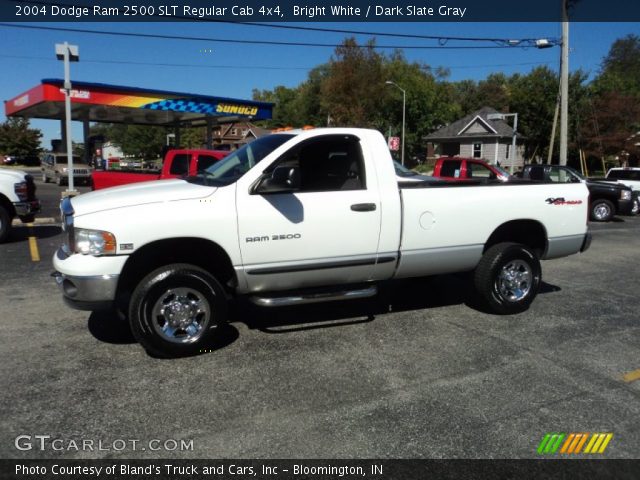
(559, 1), (569, 165)
(547, 82), (561, 164)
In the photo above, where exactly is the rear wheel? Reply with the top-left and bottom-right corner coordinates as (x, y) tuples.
(474, 242), (541, 314)
(590, 199), (614, 222)
(0, 205), (11, 243)
(128, 263), (228, 357)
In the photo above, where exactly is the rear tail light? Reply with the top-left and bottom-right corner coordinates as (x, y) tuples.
(14, 181), (28, 201)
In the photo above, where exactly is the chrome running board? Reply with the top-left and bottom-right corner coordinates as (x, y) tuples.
(250, 285), (378, 307)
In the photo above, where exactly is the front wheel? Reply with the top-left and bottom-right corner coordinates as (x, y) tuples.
(128, 263), (228, 357)
(590, 199), (614, 222)
(474, 242), (541, 315)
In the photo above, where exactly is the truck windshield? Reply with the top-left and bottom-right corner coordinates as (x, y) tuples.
(188, 134), (295, 187)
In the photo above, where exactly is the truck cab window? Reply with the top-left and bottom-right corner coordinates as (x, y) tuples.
(197, 155), (219, 171)
(275, 136), (365, 192)
(440, 160), (462, 178)
(169, 154), (190, 176)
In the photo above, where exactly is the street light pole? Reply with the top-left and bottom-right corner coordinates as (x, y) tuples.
(55, 42), (79, 195)
(385, 81), (406, 166)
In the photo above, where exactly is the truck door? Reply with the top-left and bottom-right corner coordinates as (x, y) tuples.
(236, 134), (382, 292)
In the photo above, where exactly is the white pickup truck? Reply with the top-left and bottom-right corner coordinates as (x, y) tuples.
(53, 128), (591, 357)
(0, 168), (40, 243)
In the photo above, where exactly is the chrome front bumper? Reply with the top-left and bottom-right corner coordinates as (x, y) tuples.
(52, 271), (118, 311)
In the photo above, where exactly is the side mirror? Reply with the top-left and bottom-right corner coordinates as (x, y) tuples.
(255, 166), (300, 194)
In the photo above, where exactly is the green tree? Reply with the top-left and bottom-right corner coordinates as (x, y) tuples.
(90, 123), (168, 159)
(320, 38), (386, 127)
(579, 35), (640, 162)
(0, 117), (42, 158)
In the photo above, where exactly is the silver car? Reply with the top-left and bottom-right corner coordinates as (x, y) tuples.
(41, 154), (92, 186)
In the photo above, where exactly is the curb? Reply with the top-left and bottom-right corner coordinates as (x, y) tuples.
(12, 217), (58, 226)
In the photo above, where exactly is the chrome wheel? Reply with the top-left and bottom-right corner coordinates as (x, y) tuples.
(151, 287), (211, 344)
(497, 259), (532, 302)
(593, 203), (612, 221)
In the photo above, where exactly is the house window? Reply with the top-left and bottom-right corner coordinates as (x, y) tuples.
(473, 143), (482, 158)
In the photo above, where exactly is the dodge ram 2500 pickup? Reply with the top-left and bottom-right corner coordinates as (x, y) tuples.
(53, 128), (591, 357)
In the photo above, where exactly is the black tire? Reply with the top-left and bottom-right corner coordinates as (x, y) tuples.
(474, 242), (541, 315)
(0, 205), (11, 243)
(128, 263), (228, 357)
(590, 199), (615, 222)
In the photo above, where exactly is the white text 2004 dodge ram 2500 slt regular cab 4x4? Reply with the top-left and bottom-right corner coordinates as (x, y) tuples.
(53, 128), (591, 357)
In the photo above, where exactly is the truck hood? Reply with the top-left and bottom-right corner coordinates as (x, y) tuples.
(586, 178), (628, 190)
(0, 168), (28, 182)
(71, 179), (216, 217)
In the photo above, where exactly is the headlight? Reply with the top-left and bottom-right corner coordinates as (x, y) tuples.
(75, 228), (117, 255)
(621, 190), (632, 200)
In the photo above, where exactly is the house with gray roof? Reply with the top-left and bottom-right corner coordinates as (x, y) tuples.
(424, 106), (525, 168)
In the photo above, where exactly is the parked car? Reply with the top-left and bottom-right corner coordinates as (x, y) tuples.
(54, 128), (590, 357)
(41, 154), (92, 186)
(0, 168), (40, 242)
(1, 155), (16, 165)
(603, 167), (640, 215)
(517, 164), (634, 222)
(91, 149), (229, 190)
(432, 157), (511, 182)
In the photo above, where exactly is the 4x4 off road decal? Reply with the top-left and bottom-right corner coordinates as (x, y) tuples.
(545, 197), (583, 205)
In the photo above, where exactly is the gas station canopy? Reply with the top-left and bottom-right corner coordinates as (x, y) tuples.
(5, 79), (273, 127)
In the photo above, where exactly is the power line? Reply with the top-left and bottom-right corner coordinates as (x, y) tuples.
(0, 53), (553, 72)
(0, 23), (549, 50)
(0, 54), (311, 70)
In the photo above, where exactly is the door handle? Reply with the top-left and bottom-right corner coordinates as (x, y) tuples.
(351, 203), (377, 212)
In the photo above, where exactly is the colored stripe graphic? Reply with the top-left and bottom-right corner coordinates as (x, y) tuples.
(537, 433), (565, 454)
(539, 433), (613, 454)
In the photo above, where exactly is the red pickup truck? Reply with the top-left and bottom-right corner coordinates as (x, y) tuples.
(432, 157), (511, 182)
(91, 149), (228, 190)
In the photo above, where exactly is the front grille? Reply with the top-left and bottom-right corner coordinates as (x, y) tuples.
(61, 197), (75, 252)
(73, 169), (89, 175)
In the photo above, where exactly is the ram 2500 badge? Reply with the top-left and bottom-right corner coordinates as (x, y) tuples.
(53, 128), (591, 357)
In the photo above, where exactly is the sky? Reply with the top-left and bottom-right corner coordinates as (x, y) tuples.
(1, 21), (638, 148)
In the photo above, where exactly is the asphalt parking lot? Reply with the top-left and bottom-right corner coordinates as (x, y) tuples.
(1, 176), (639, 459)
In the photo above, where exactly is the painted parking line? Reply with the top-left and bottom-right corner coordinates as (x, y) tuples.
(622, 369), (640, 383)
(12, 217), (57, 226)
(26, 223), (40, 262)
